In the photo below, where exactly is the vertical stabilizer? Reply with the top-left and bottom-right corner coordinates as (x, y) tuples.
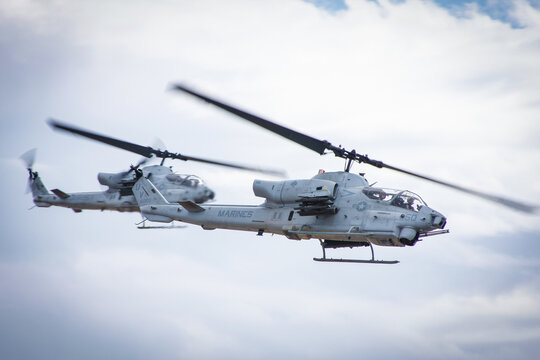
(30, 173), (50, 197)
(133, 177), (173, 223)
(133, 177), (170, 206)
(21, 149), (50, 198)
(27, 171), (52, 207)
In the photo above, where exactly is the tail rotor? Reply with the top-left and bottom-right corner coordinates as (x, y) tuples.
(20, 148), (37, 193)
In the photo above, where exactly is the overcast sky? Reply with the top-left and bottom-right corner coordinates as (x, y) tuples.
(1, 0), (540, 359)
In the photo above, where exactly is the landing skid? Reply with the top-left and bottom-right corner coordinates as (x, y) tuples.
(313, 241), (399, 264)
(137, 225), (187, 230)
(313, 258), (399, 264)
(136, 218), (186, 230)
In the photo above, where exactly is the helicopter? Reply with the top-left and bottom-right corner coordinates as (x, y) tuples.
(22, 120), (284, 223)
(128, 84), (537, 264)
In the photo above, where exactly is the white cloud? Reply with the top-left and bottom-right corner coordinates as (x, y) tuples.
(3, 246), (539, 359)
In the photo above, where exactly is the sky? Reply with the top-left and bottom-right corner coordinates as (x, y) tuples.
(1, 0), (540, 359)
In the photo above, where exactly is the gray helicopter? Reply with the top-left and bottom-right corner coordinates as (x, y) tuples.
(128, 84), (537, 263)
(22, 120), (283, 218)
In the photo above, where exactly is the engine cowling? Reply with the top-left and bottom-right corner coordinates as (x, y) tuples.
(97, 172), (127, 189)
(253, 179), (338, 205)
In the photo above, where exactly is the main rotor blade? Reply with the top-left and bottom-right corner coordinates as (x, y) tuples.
(380, 162), (538, 213)
(173, 154), (285, 176)
(48, 119), (155, 158)
(48, 119), (285, 176)
(172, 84), (537, 213)
(172, 84), (329, 155)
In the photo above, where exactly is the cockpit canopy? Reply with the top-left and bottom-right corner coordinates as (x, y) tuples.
(362, 188), (427, 212)
(165, 174), (205, 188)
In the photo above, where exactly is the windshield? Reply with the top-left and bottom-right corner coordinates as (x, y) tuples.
(166, 174), (204, 187)
(362, 188), (426, 212)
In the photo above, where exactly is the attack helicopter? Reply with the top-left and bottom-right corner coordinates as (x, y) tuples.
(128, 84), (537, 264)
(23, 120), (283, 220)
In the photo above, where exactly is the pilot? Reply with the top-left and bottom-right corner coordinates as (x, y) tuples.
(405, 197), (415, 210)
(366, 190), (378, 199)
(393, 196), (405, 208)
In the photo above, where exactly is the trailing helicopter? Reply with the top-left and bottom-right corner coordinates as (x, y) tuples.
(128, 84), (537, 263)
(22, 120), (283, 220)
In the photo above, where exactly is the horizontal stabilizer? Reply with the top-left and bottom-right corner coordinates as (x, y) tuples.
(52, 188), (70, 199)
(179, 201), (205, 213)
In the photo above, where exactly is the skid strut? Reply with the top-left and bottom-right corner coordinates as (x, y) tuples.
(313, 240), (399, 264)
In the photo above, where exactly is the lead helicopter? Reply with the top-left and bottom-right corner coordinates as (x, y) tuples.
(22, 120), (283, 225)
(129, 84), (537, 264)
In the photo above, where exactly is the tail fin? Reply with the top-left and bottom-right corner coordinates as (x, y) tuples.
(133, 177), (170, 207)
(27, 171), (52, 207)
(21, 149), (50, 199)
(29, 171), (50, 197)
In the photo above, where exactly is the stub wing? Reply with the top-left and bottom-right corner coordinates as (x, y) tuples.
(178, 201), (205, 213)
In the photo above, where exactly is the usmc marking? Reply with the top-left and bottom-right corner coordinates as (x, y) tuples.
(218, 210), (254, 218)
(354, 201), (367, 211)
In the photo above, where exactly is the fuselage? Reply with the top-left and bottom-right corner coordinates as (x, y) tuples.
(138, 171), (447, 247)
(29, 165), (215, 212)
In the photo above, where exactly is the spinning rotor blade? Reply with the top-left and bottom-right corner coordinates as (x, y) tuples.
(20, 148), (36, 169)
(123, 138), (167, 175)
(172, 83), (537, 214)
(49, 119), (154, 158)
(172, 84), (329, 155)
(119, 156), (153, 177)
(20, 148), (37, 194)
(47, 119), (285, 176)
(377, 163), (537, 213)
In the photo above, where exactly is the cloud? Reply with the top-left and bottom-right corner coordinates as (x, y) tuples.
(2, 243), (539, 359)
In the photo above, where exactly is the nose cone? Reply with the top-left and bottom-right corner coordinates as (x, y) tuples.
(430, 210), (447, 229)
(419, 205), (447, 230)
